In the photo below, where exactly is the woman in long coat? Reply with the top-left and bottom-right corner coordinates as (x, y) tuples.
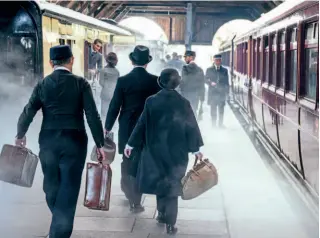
(99, 52), (119, 122)
(124, 68), (204, 235)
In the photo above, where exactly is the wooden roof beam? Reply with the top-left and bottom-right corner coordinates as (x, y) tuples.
(95, 2), (115, 19)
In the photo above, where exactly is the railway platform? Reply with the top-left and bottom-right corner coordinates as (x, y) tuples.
(0, 99), (318, 238)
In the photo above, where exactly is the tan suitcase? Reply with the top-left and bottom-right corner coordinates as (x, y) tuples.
(181, 158), (218, 200)
(0, 144), (38, 188)
(84, 162), (112, 211)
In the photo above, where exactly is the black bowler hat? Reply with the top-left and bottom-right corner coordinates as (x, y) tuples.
(214, 54), (222, 59)
(129, 45), (153, 65)
(157, 68), (181, 90)
(50, 45), (73, 60)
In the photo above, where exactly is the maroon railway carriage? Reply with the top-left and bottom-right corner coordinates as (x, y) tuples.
(219, 0), (319, 196)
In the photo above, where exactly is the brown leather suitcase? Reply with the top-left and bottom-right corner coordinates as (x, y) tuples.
(84, 162), (112, 211)
(0, 144), (38, 188)
(90, 132), (116, 165)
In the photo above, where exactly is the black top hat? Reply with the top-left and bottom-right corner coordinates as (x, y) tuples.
(213, 54), (222, 59)
(50, 45), (73, 60)
(157, 68), (181, 90)
(129, 45), (153, 65)
(184, 50), (196, 57)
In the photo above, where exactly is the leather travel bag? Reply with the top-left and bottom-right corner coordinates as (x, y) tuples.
(181, 158), (218, 200)
(0, 144), (38, 188)
(91, 132), (116, 165)
(84, 153), (112, 211)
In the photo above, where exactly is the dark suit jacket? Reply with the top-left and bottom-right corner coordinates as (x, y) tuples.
(17, 69), (104, 147)
(105, 67), (161, 153)
(205, 65), (229, 103)
(89, 47), (102, 70)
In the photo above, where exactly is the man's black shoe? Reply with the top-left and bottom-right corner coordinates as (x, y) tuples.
(166, 224), (178, 235)
(130, 204), (145, 213)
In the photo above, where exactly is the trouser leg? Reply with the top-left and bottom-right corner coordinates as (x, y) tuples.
(218, 102), (225, 126)
(165, 196), (178, 225)
(210, 102), (218, 124)
(156, 195), (166, 213)
(39, 149), (60, 213)
(121, 156), (142, 205)
(49, 131), (87, 238)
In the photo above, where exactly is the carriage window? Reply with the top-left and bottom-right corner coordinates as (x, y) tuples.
(253, 40), (256, 78)
(305, 48), (318, 100)
(257, 39), (261, 80)
(279, 52), (285, 88)
(271, 35), (276, 85)
(305, 23), (314, 40)
(314, 23), (318, 39)
(303, 22), (318, 100)
(289, 50), (297, 93)
(265, 52), (269, 82)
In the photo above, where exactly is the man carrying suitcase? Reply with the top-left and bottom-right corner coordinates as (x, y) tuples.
(104, 45), (161, 212)
(15, 45), (105, 238)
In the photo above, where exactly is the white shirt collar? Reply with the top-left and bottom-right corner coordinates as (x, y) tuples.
(54, 66), (70, 72)
(134, 65), (145, 69)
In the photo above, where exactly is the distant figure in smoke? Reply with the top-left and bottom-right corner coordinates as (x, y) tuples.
(180, 50), (205, 115)
(166, 52), (185, 74)
(104, 45), (161, 212)
(99, 52), (120, 122)
(124, 68), (204, 235)
(165, 54), (171, 62)
(205, 54), (229, 127)
(15, 45), (105, 238)
(178, 55), (183, 60)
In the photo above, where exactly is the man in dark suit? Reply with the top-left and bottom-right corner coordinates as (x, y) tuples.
(15, 45), (105, 238)
(88, 39), (103, 84)
(89, 38), (103, 70)
(205, 54), (229, 127)
(180, 51), (205, 114)
(105, 45), (161, 212)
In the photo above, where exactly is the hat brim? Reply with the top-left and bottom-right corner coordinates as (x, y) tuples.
(129, 52), (153, 65)
(157, 77), (166, 89)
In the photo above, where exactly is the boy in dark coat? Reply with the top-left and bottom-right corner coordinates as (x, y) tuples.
(104, 45), (161, 212)
(124, 68), (204, 235)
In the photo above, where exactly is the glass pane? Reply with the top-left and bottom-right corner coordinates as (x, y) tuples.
(305, 23), (314, 40)
(265, 52), (269, 82)
(289, 50), (297, 92)
(280, 52), (285, 88)
(305, 48), (318, 100)
(272, 52), (277, 85)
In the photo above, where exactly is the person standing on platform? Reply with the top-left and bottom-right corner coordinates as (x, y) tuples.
(205, 54), (229, 127)
(124, 68), (204, 235)
(166, 52), (185, 74)
(88, 39), (103, 82)
(104, 45), (161, 212)
(99, 52), (120, 122)
(180, 50), (205, 114)
(15, 45), (105, 238)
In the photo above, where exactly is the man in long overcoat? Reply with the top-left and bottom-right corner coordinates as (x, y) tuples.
(15, 45), (105, 238)
(180, 51), (205, 114)
(104, 45), (161, 212)
(205, 54), (229, 127)
(124, 68), (204, 235)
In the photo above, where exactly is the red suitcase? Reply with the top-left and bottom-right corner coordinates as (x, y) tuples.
(84, 161), (112, 211)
